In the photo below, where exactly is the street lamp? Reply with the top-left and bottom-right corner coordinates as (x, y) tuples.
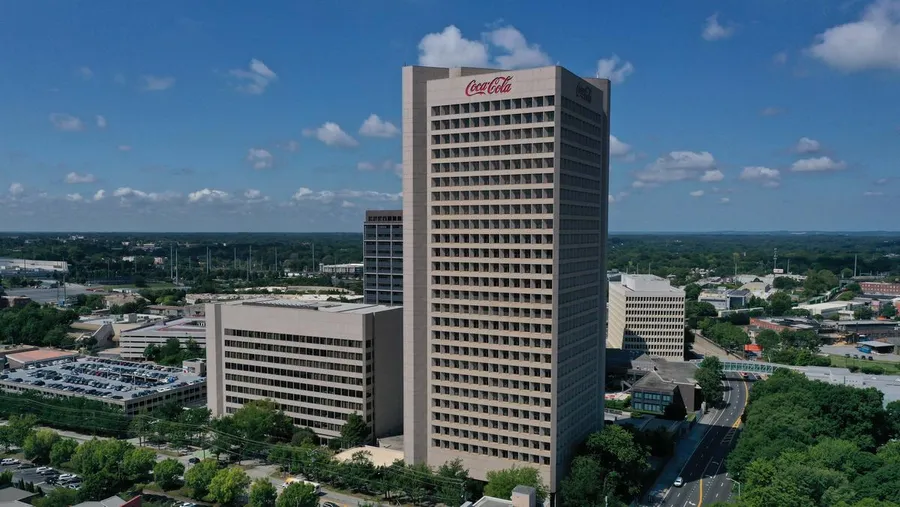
(727, 476), (741, 497)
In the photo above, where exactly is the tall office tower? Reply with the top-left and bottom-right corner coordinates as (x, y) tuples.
(402, 65), (610, 495)
(607, 274), (686, 359)
(363, 210), (403, 305)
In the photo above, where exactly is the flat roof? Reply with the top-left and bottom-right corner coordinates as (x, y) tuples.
(0, 488), (34, 503)
(0, 356), (204, 403)
(236, 298), (397, 315)
(120, 317), (206, 338)
(472, 497), (513, 507)
(859, 340), (896, 348)
(6, 349), (79, 365)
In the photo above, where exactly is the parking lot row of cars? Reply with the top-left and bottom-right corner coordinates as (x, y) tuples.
(0, 458), (82, 490)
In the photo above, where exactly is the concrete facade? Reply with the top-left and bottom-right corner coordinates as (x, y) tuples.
(206, 299), (403, 442)
(608, 274), (686, 359)
(118, 317), (206, 360)
(402, 64), (609, 493)
(364, 209), (403, 305)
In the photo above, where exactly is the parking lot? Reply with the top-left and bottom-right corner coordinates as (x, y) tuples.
(822, 345), (900, 363)
(0, 460), (76, 493)
(0, 357), (200, 402)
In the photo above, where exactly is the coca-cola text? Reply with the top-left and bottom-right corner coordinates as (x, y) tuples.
(465, 76), (513, 97)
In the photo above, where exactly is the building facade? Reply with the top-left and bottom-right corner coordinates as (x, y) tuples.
(402, 65), (610, 493)
(364, 210), (403, 305)
(118, 317), (207, 361)
(206, 299), (403, 442)
(607, 274), (686, 359)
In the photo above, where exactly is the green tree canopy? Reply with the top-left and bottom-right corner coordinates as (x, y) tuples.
(484, 466), (548, 502)
(208, 466), (251, 505)
(184, 459), (220, 499)
(340, 412), (370, 448)
(276, 482), (319, 507)
(248, 478), (279, 507)
(153, 458), (185, 491)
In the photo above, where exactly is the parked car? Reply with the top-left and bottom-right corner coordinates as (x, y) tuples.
(187, 457), (200, 464)
(36, 467), (55, 475)
(16, 463), (35, 469)
(1, 458), (20, 465)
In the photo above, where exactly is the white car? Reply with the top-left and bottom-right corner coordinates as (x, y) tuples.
(674, 477), (684, 487)
(58, 474), (77, 481)
(1, 458), (20, 465)
(36, 466), (54, 475)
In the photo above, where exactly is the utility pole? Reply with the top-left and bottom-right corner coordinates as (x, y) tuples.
(854, 254), (858, 278)
(206, 247), (210, 276)
(248, 246), (252, 281)
(233, 247), (237, 271)
(773, 248), (778, 272)
(175, 248), (179, 285)
(311, 243), (316, 272)
(274, 248), (278, 274)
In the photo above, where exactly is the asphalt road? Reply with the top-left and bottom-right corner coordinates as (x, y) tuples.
(659, 374), (751, 507)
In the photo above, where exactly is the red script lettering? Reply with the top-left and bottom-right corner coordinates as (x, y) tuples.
(465, 76), (513, 97)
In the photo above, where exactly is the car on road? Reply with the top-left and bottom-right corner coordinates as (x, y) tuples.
(674, 477), (684, 487)
(187, 457), (200, 464)
(322, 503), (340, 507)
(179, 503), (197, 507)
(1, 458), (20, 465)
(16, 463), (35, 469)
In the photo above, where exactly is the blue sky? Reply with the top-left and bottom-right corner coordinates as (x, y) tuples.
(0, 0), (898, 232)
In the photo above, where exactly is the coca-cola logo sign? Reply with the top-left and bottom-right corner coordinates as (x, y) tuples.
(576, 82), (592, 103)
(465, 76), (513, 97)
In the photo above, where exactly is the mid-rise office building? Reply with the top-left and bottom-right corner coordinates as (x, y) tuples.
(402, 64), (610, 493)
(119, 317), (206, 361)
(206, 299), (403, 441)
(363, 209), (403, 305)
(607, 274), (685, 359)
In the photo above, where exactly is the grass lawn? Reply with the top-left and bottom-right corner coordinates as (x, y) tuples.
(829, 355), (900, 374)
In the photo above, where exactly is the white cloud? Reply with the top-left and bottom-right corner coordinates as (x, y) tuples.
(690, 190), (705, 197)
(794, 137), (821, 154)
(358, 160), (403, 177)
(246, 148), (274, 170)
(609, 135), (633, 158)
(8, 183), (24, 196)
(188, 188), (230, 203)
(244, 189), (268, 201)
(112, 187), (178, 202)
(595, 55), (635, 84)
(303, 123), (358, 148)
(118, 145), (132, 152)
(807, 0), (900, 72)
(77, 66), (93, 80)
(359, 114), (399, 138)
(357, 161), (376, 171)
(66, 193), (84, 202)
(93, 189), (106, 201)
(740, 166), (781, 187)
(291, 187), (401, 204)
(139, 75), (176, 91)
(49, 113), (85, 132)
(703, 13), (735, 41)
(65, 172), (96, 184)
(95, 115), (107, 129)
(279, 140), (299, 152)
(700, 170), (725, 182)
(790, 156), (848, 172)
(760, 106), (785, 116)
(772, 51), (789, 65)
(229, 59), (278, 95)
(608, 191), (629, 204)
(875, 177), (890, 184)
(864, 191), (885, 196)
(416, 24), (551, 69)
(487, 26), (553, 69)
(719, 197), (731, 204)
(341, 200), (356, 209)
(635, 151), (718, 183)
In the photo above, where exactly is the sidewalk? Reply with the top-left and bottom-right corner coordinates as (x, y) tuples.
(641, 409), (719, 506)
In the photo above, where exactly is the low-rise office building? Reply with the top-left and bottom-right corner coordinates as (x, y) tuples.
(319, 263), (364, 275)
(206, 299), (402, 442)
(608, 274), (686, 359)
(698, 288), (751, 311)
(861, 282), (900, 297)
(119, 317), (206, 360)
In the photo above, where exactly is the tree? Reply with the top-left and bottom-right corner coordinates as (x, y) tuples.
(340, 412), (370, 448)
(49, 437), (78, 467)
(767, 291), (793, 316)
(773, 277), (799, 290)
(696, 357), (725, 407)
(276, 482), (320, 507)
(686, 301), (718, 328)
(249, 478), (278, 507)
(185, 459), (219, 499)
(560, 456), (616, 507)
(23, 429), (60, 464)
(291, 427), (319, 447)
(6, 414), (38, 446)
(755, 329), (781, 353)
(122, 447), (157, 482)
(882, 303), (898, 319)
(208, 466), (251, 505)
(154, 458), (185, 491)
(684, 283), (702, 301)
(855, 306), (875, 320)
(33, 487), (78, 507)
(484, 466), (547, 501)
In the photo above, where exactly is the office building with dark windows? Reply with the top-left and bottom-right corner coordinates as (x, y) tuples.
(364, 209), (403, 305)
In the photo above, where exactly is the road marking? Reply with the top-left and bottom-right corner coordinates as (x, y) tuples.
(699, 478), (703, 506)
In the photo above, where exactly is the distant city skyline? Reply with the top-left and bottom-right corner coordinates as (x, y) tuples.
(1, 0), (898, 232)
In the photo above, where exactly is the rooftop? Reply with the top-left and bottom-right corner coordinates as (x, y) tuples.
(858, 340), (896, 348)
(836, 320), (900, 327)
(0, 488), (35, 504)
(334, 445), (404, 468)
(472, 497), (514, 507)
(120, 317), (206, 338)
(619, 274), (683, 294)
(235, 298), (397, 315)
(74, 495), (128, 507)
(6, 348), (79, 365)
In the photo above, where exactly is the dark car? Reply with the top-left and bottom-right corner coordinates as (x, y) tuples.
(188, 457), (200, 464)
(868, 356), (874, 361)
